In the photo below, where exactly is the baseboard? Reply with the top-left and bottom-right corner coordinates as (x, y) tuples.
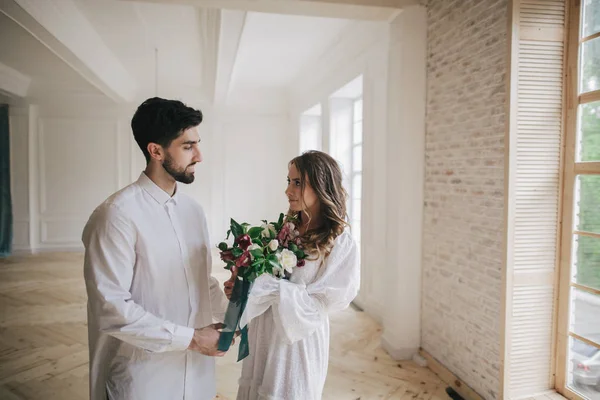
(8, 246), (84, 256)
(419, 349), (485, 400)
(381, 335), (418, 360)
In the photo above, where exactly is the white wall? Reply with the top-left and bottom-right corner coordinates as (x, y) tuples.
(9, 106), (29, 252)
(208, 109), (294, 244)
(288, 8), (427, 361)
(381, 6), (427, 361)
(9, 101), (137, 252)
(289, 20), (391, 323)
(8, 94), (293, 253)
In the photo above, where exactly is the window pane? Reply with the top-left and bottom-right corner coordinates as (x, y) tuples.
(583, 0), (600, 38)
(353, 145), (362, 172)
(566, 336), (600, 397)
(570, 287), (600, 345)
(577, 101), (600, 162)
(574, 175), (600, 234)
(580, 37), (600, 94)
(352, 199), (361, 221)
(353, 98), (363, 123)
(353, 122), (363, 145)
(351, 219), (361, 243)
(352, 174), (362, 200)
(572, 234), (600, 292)
(329, 103), (352, 177)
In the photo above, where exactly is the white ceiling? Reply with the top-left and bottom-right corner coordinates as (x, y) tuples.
(230, 12), (352, 90)
(0, 0), (383, 109)
(0, 12), (101, 102)
(75, 0), (205, 97)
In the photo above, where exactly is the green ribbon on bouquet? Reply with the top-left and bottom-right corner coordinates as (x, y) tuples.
(217, 277), (250, 361)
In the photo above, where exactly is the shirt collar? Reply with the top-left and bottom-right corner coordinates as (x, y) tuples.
(137, 172), (179, 206)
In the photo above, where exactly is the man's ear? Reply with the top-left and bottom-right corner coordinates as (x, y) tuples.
(147, 143), (164, 162)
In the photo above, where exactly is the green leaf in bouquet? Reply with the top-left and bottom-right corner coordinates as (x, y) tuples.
(277, 213), (284, 227)
(250, 248), (264, 260)
(241, 223), (250, 234)
(248, 226), (263, 239)
(252, 238), (263, 246)
(230, 219), (244, 238)
(296, 249), (306, 259)
(231, 247), (243, 258)
(266, 254), (280, 270)
(218, 242), (228, 251)
(288, 243), (298, 252)
(226, 229), (231, 240)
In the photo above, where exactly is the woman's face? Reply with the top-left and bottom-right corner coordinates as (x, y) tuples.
(285, 163), (319, 213)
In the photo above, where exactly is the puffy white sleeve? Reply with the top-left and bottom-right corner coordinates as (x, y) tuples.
(239, 231), (359, 344)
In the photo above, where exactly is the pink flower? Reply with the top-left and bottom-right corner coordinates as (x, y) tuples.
(236, 234), (252, 250)
(277, 222), (298, 247)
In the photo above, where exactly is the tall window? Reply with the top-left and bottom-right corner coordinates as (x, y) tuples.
(558, 1), (600, 399)
(299, 76), (363, 246)
(351, 97), (363, 245)
(329, 94), (362, 245)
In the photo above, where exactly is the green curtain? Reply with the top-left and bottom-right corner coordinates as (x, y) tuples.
(0, 105), (12, 257)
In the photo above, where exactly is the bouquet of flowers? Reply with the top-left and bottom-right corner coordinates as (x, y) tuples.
(216, 213), (307, 360)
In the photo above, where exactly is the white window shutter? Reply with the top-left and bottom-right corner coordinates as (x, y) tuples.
(504, 0), (566, 398)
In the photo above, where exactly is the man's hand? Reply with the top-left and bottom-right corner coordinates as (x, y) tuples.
(188, 323), (226, 356)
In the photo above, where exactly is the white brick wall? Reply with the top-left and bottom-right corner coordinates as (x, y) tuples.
(422, 1), (508, 399)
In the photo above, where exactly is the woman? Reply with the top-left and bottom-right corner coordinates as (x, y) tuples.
(224, 150), (360, 400)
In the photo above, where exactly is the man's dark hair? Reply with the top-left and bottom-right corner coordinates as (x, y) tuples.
(131, 97), (203, 162)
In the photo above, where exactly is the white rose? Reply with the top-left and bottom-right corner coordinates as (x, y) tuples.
(276, 249), (297, 274)
(268, 239), (279, 252)
(261, 223), (276, 238)
(248, 243), (261, 260)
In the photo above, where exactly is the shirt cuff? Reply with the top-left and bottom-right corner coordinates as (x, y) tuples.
(168, 323), (195, 351)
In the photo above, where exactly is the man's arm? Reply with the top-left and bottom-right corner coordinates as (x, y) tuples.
(83, 205), (223, 355)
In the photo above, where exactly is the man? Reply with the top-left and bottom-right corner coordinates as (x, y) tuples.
(83, 97), (229, 400)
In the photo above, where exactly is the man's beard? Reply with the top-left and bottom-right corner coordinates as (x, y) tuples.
(163, 154), (195, 184)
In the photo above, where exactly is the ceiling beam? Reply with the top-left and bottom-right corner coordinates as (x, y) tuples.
(121, 0), (413, 21)
(214, 10), (247, 105)
(0, 61), (31, 98)
(0, 0), (137, 103)
(197, 8), (221, 104)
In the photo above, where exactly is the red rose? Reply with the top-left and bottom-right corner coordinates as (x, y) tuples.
(297, 258), (305, 267)
(236, 234), (252, 250)
(235, 251), (251, 268)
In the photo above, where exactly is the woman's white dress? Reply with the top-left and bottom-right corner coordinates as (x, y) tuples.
(237, 230), (360, 400)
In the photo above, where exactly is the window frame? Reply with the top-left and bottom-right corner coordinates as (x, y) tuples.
(556, 1), (600, 399)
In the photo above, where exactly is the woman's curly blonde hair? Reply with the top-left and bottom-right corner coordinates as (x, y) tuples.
(287, 151), (349, 260)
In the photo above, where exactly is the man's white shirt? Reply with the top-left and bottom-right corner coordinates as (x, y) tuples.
(83, 172), (228, 400)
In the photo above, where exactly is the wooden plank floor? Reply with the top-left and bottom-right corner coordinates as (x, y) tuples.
(0, 252), (450, 400)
